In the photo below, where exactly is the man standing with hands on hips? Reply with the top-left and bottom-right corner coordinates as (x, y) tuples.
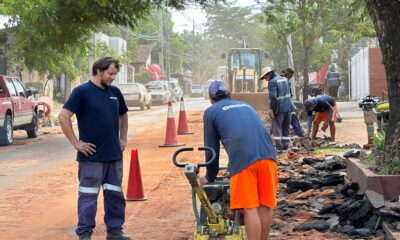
(58, 57), (131, 240)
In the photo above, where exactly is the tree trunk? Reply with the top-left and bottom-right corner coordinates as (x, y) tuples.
(300, 0), (326, 101)
(366, 1), (400, 173)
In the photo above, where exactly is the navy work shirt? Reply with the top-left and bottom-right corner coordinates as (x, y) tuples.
(203, 98), (276, 182)
(63, 81), (128, 162)
(268, 75), (294, 114)
(306, 95), (336, 129)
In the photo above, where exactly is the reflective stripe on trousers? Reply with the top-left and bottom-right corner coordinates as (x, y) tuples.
(76, 160), (126, 236)
(270, 111), (292, 149)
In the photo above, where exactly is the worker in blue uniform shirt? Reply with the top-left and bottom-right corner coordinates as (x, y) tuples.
(304, 94), (338, 141)
(58, 57), (131, 240)
(281, 67), (304, 137)
(200, 81), (278, 240)
(260, 67), (295, 150)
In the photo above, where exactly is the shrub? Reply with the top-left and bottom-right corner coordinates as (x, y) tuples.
(134, 71), (152, 84)
(362, 132), (400, 175)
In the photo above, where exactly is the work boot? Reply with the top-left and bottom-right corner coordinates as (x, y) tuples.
(78, 232), (92, 240)
(106, 230), (132, 240)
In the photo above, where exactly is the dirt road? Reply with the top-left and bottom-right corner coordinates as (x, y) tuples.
(0, 99), (367, 239)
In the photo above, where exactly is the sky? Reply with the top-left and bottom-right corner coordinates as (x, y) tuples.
(171, 8), (207, 33)
(171, 0), (260, 33)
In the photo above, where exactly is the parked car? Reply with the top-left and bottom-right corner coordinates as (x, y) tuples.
(118, 83), (151, 110)
(190, 85), (204, 97)
(0, 75), (38, 146)
(147, 84), (172, 105)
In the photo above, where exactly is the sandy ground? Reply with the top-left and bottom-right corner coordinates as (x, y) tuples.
(0, 108), (368, 240)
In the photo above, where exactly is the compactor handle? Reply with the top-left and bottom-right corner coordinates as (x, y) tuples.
(172, 146), (216, 168)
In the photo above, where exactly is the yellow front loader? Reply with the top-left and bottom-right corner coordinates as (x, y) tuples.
(221, 47), (269, 111)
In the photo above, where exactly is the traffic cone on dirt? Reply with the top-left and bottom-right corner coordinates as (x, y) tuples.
(159, 101), (185, 147)
(126, 149), (147, 201)
(177, 97), (193, 135)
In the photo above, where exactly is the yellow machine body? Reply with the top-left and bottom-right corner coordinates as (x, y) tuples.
(221, 48), (269, 111)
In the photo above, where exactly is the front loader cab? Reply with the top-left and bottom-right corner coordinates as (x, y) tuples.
(227, 48), (263, 93)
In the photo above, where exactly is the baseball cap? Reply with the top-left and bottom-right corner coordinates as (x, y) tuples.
(304, 99), (317, 110)
(208, 81), (230, 99)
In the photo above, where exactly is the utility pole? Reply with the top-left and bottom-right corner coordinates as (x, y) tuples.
(165, 11), (171, 80)
(158, 10), (164, 77)
(192, 19), (196, 83)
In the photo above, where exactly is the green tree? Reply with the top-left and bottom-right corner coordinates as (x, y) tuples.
(261, 0), (374, 100)
(134, 71), (152, 84)
(1, 0), (214, 80)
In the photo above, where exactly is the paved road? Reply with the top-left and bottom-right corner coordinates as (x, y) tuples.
(0, 98), (362, 191)
(0, 97), (210, 191)
(337, 101), (363, 119)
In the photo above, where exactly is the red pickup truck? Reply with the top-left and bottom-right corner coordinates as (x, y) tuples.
(0, 75), (38, 146)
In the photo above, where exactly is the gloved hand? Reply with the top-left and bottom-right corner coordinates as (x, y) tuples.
(268, 110), (274, 120)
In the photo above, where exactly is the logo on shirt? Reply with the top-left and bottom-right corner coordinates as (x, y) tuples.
(110, 97), (117, 100)
(222, 104), (250, 111)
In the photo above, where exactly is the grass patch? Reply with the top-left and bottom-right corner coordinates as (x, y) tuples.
(314, 148), (348, 154)
(361, 152), (375, 169)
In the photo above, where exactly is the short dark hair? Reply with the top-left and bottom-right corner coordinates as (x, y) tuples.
(92, 57), (120, 76)
(281, 67), (294, 76)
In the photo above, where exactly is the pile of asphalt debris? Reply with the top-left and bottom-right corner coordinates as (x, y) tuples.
(274, 151), (400, 239)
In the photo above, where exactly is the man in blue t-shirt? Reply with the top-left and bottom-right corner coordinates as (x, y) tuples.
(304, 95), (337, 141)
(200, 81), (277, 240)
(58, 57), (131, 240)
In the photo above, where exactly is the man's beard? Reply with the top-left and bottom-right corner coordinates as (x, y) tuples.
(100, 78), (110, 88)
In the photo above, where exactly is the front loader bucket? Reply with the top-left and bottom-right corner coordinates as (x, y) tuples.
(230, 92), (270, 112)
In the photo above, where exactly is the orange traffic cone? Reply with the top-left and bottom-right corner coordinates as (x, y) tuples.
(159, 101), (185, 147)
(177, 97), (193, 135)
(126, 149), (147, 201)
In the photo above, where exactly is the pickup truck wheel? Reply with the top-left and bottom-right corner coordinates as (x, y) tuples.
(26, 112), (38, 138)
(139, 102), (145, 111)
(0, 115), (13, 146)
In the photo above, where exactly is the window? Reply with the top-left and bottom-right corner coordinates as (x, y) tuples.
(5, 78), (17, 96)
(231, 52), (240, 70)
(13, 79), (26, 97)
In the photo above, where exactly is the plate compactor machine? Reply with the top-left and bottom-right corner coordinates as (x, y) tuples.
(172, 147), (246, 240)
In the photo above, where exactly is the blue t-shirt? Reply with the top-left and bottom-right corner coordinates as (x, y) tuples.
(63, 81), (128, 162)
(203, 98), (276, 182)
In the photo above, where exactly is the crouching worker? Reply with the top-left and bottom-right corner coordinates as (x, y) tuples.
(303, 94), (337, 141)
(199, 80), (278, 240)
